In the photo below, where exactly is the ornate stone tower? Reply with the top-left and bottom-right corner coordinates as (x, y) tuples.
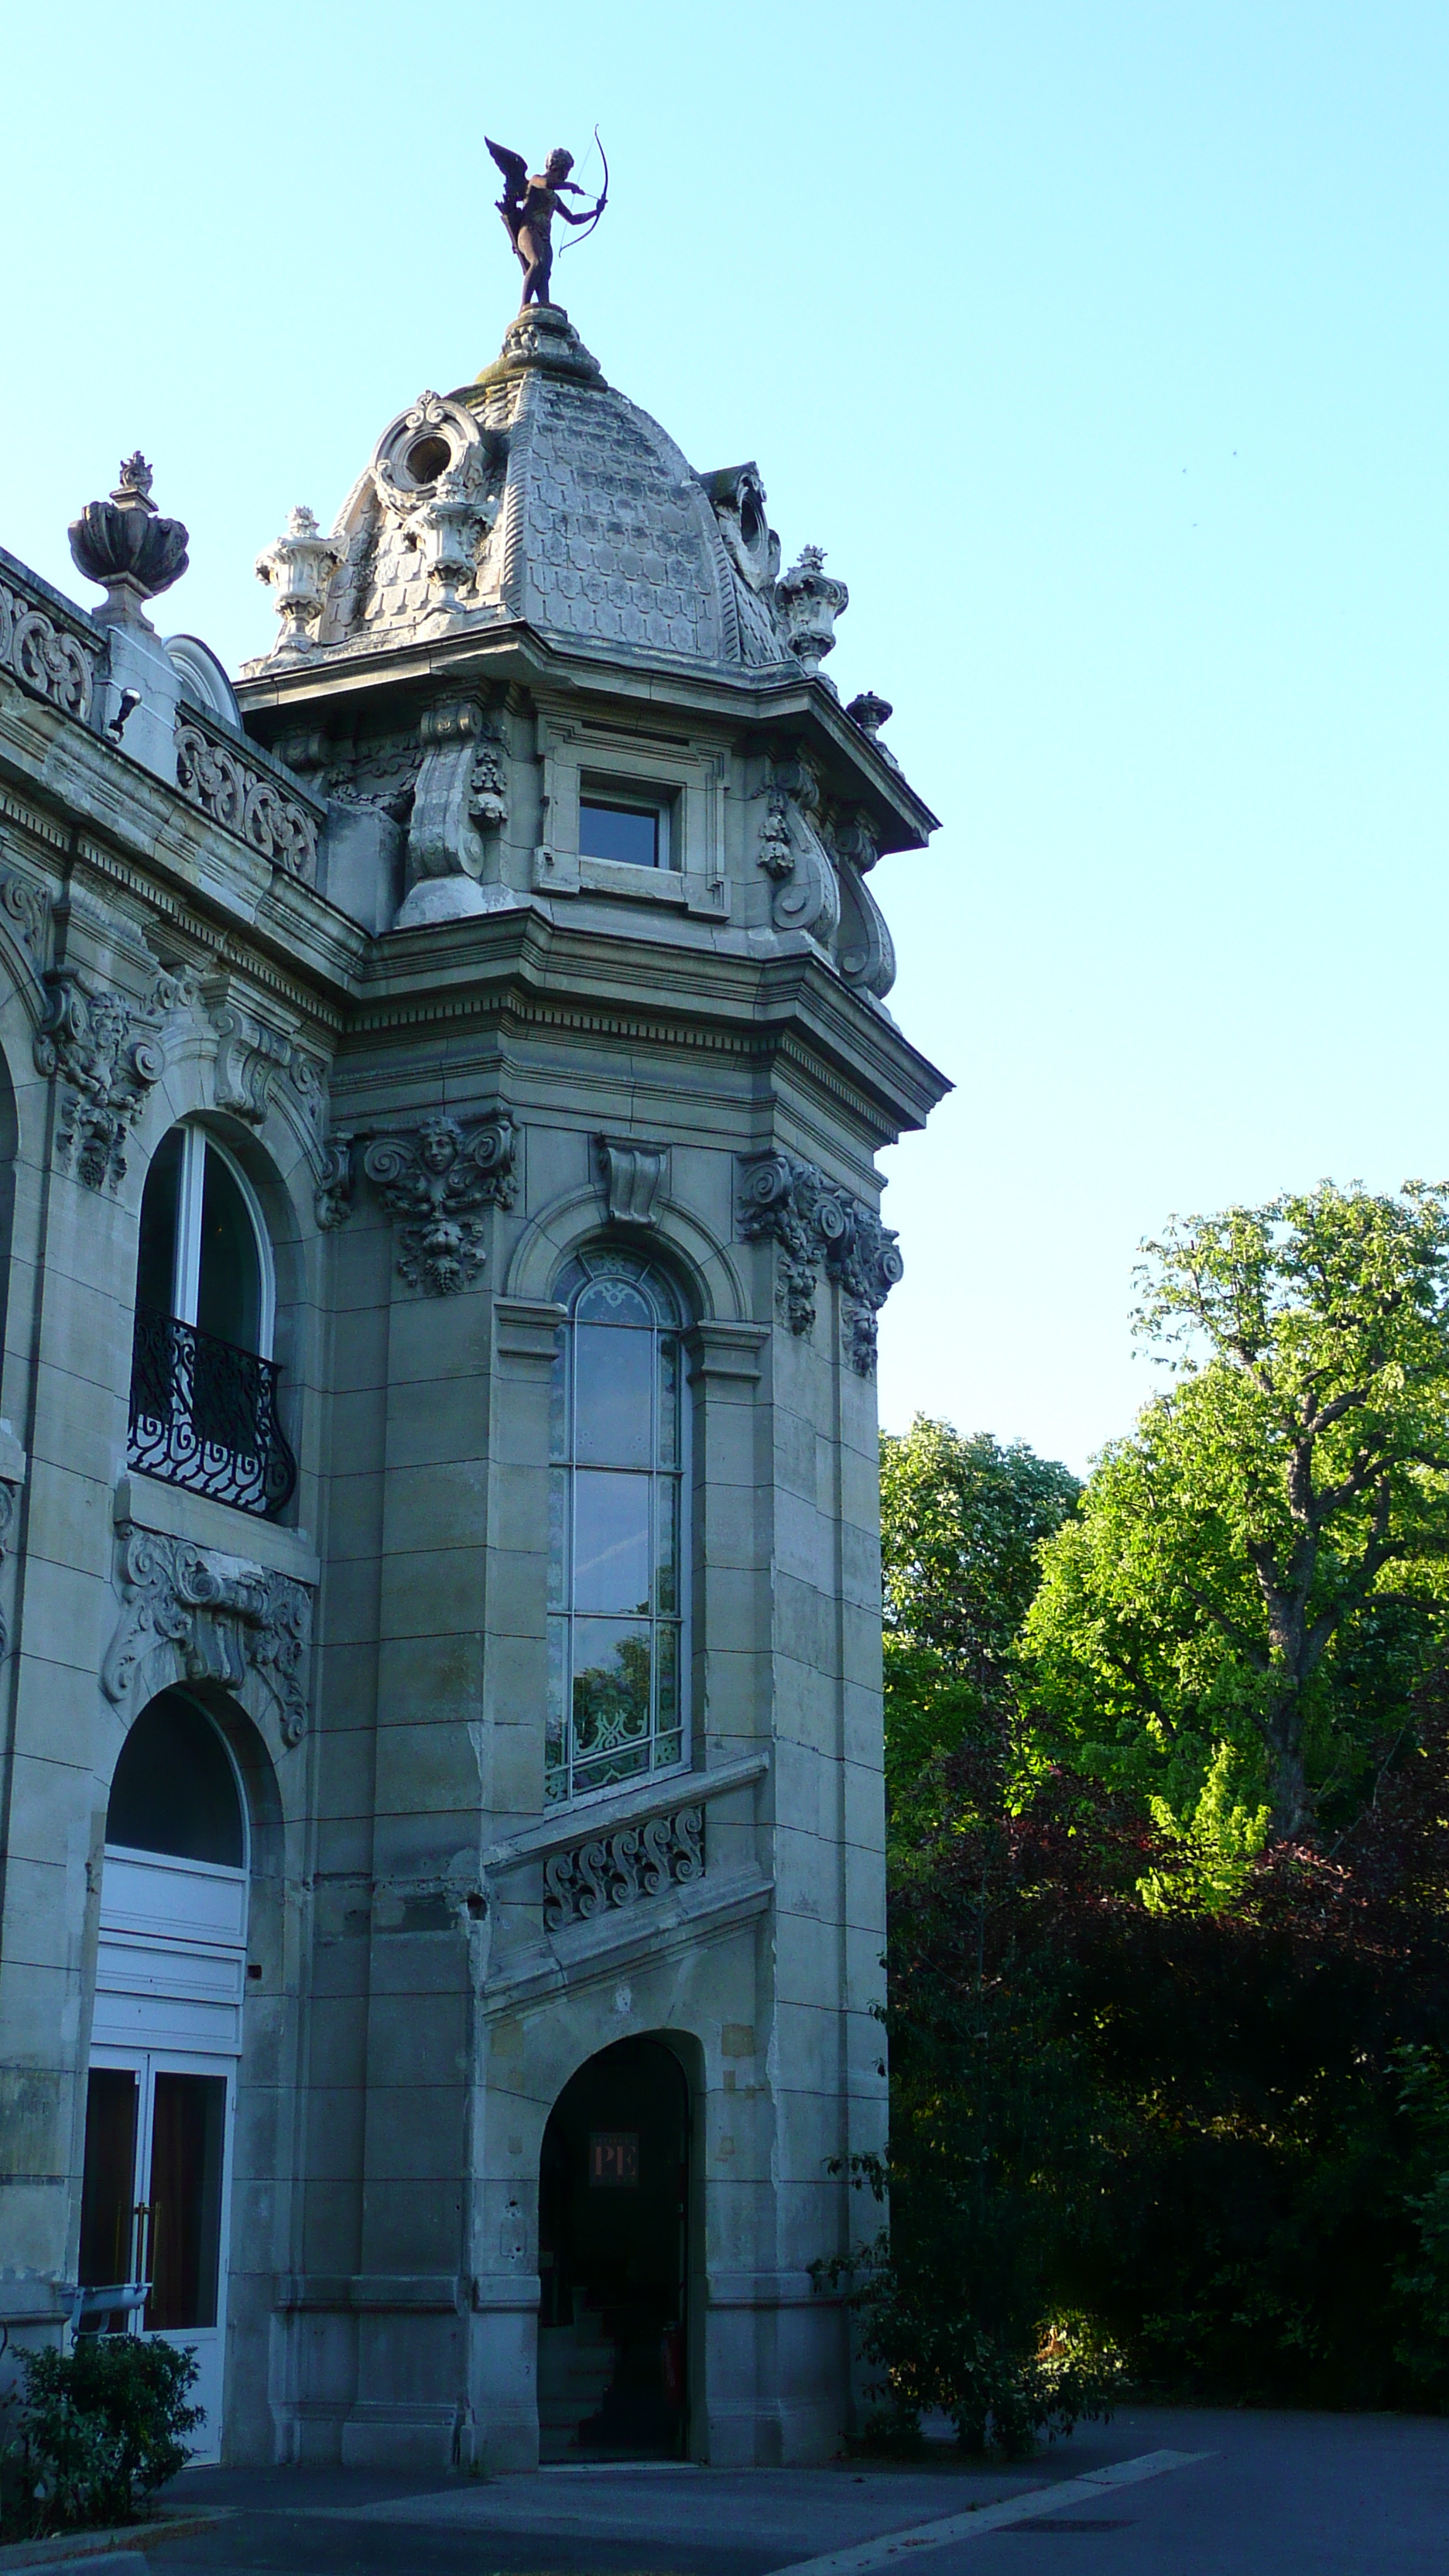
(0, 298), (945, 2470)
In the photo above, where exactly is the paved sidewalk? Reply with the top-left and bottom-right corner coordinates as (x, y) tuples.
(144, 2406), (1448, 2576)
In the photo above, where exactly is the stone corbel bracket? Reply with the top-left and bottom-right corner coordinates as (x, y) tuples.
(827, 813), (896, 1003)
(102, 1523), (313, 1747)
(594, 1136), (670, 1227)
(395, 696), (510, 930)
(756, 759), (840, 949)
(737, 1150), (902, 1373)
(354, 1112), (519, 1294)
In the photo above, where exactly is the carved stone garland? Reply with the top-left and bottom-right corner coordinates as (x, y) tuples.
(103, 1525), (313, 1747)
(0, 574), (97, 722)
(34, 968), (194, 1190)
(359, 1113), (519, 1294)
(542, 1803), (705, 1931)
(738, 1152), (903, 1374)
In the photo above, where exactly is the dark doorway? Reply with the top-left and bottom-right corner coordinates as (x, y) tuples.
(538, 2035), (689, 2459)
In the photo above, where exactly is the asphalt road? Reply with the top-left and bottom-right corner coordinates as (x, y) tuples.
(133, 2406), (1448, 2576)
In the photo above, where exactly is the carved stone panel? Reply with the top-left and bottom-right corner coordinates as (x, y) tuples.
(0, 572), (97, 722)
(361, 1114), (518, 1294)
(103, 1526), (313, 1746)
(34, 968), (192, 1190)
(174, 713), (321, 882)
(542, 1803), (704, 1931)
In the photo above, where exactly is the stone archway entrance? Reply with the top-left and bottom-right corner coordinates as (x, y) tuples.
(537, 2034), (690, 2460)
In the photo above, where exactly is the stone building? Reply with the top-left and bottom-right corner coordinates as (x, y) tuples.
(0, 300), (945, 2468)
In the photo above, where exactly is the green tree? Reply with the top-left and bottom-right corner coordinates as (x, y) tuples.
(880, 1419), (1079, 1814)
(1023, 1183), (1449, 1842)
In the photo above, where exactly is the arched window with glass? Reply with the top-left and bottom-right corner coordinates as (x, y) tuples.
(547, 1251), (688, 1805)
(128, 1125), (296, 1519)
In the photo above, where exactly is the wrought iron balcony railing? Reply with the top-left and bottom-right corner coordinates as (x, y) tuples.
(128, 1307), (297, 1520)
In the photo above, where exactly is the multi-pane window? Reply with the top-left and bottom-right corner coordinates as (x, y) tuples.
(547, 1252), (687, 1804)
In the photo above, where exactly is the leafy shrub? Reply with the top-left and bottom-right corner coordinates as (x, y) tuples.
(876, 1693), (1449, 2417)
(9, 2335), (200, 2538)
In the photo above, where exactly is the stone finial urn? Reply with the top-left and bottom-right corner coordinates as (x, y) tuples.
(255, 506), (345, 657)
(68, 454), (190, 622)
(776, 545), (848, 676)
(847, 690), (892, 742)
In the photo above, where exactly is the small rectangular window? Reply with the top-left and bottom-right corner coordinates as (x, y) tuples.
(580, 797), (666, 870)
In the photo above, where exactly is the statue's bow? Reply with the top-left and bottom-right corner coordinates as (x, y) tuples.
(561, 125), (609, 254)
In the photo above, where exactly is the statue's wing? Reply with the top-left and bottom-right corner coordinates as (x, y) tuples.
(485, 137), (529, 200)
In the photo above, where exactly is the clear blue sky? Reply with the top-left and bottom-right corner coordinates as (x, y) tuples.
(7, 3), (1447, 1473)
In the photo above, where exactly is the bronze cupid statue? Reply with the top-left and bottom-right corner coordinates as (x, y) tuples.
(486, 136), (608, 308)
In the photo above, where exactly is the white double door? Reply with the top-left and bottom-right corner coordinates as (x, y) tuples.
(82, 1843), (248, 2463)
(80, 2047), (235, 2454)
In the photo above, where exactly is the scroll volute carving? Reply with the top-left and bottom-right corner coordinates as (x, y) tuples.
(755, 759), (840, 948)
(830, 813), (896, 1002)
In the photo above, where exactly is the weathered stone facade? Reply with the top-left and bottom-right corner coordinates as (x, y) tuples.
(0, 303), (946, 2469)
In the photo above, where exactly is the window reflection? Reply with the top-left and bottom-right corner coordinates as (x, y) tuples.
(547, 1252), (687, 1803)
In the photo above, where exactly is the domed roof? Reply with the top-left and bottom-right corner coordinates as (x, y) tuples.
(248, 307), (836, 680)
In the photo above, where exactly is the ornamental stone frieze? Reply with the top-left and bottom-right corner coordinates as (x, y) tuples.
(542, 1803), (705, 1932)
(358, 1113), (519, 1294)
(174, 710), (322, 882)
(103, 1524), (313, 1747)
(34, 968), (194, 1190)
(738, 1151), (903, 1373)
(0, 567), (98, 723)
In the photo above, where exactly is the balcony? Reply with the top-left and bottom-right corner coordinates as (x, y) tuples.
(127, 1307), (297, 1520)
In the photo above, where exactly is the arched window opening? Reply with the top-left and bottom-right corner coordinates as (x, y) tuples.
(128, 1125), (296, 1519)
(548, 1251), (689, 1806)
(107, 1688), (245, 1869)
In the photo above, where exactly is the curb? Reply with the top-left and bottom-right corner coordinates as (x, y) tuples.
(0, 2512), (229, 2568)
